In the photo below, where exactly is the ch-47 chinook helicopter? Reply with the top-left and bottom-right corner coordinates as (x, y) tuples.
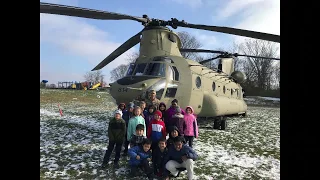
(40, 2), (280, 130)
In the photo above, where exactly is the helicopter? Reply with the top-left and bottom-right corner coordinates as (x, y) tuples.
(40, 2), (280, 130)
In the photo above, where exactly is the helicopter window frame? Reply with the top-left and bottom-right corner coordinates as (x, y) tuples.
(168, 65), (174, 81)
(142, 79), (166, 100)
(171, 66), (180, 81)
(132, 63), (147, 76)
(212, 81), (216, 91)
(153, 56), (174, 63)
(126, 63), (136, 76)
(195, 76), (201, 89)
(165, 83), (178, 98)
(231, 88), (234, 96)
(144, 62), (166, 77)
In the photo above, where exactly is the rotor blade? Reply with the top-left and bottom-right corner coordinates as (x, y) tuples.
(234, 54), (280, 60)
(180, 49), (225, 54)
(176, 22), (280, 43)
(199, 56), (221, 64)
(40, 2), (147, 23)
(92, 31), (142, 71)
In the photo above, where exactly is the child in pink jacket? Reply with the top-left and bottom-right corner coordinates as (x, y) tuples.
(183, 106), (199, 148)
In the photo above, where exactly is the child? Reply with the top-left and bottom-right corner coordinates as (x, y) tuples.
(127, 106), (146, 144)
(140, 101), (148, 118)
(171, 106), (185, 137)
(118, 103), (126, 112)
(101, 110), (126, 168)
(130, 124), (147, 148)
(152, 137), (169, 178)
(147, 110), (166, 151)
(165, 99), (185, 125)
(159, 102), (167, 123)
(128, 138), (154, 180)
(144, 104), (156, 135)
(167, 126), (184, 149)
(122, 102), (135, 156)
(184, 106), (199, 148)
(163, 136), (198, 180)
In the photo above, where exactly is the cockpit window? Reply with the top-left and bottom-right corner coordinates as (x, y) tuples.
(144, 63), (166, 77)
(133, 63), (147, 76)
(126, 63), (136, 76)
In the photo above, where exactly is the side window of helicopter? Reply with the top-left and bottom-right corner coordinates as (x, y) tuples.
(168, 33), (177, 43)
(223, 86), (226, 94)
(172, 66), (179, 81)
(133, 63), (147, 76)
(144, 63), (166, 77)
(165, 83), (178, 98)
(212, 81), (216, 91)
(146, 79), (166, 100)
(196, 76), (201, 89)
(231, 88), (234, 96)
(126, 63), (136, 76)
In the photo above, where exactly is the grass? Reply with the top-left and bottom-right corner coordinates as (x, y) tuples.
(40, 88), (280, 179)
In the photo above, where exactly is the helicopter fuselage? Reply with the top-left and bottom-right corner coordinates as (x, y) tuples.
(109, 26), (247, 117)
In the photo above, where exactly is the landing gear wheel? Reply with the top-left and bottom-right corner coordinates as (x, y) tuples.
(241, 112), (247, 117)
(213, 119), (220, 129)
(220, 116), (227, 130)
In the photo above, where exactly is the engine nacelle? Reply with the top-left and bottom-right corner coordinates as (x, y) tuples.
(231, 71), (246, 83)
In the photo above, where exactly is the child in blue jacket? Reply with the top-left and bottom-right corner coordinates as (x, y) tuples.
(128, 138), (154, 180)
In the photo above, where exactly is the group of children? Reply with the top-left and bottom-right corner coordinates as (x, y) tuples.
(101, 99), (199, 180)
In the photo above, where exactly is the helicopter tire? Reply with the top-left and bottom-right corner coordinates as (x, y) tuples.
(213, 117), (222, 129)
(241, 112), (247, 117)
(213, 119), (219, 129)
(220, 117), (227, 130)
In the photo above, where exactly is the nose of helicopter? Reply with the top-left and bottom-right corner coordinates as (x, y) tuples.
(108, 79), (153, 104)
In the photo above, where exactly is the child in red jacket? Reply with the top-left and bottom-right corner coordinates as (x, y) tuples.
(147, 110), (166, 152)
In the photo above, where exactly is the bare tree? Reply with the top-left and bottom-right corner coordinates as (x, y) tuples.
(40, 82), (46, 88)
(84, 70), (105, 84)
(108, 52), (139, 82)
(177, 31), (203, 60)
(272, 62), (280, 89)
(229, 42), (245, 71)
(110, 64), (130, 82)
(238, 39), (279, 90)
(125, 52), (139, 63)
(199, 53), (218, 69)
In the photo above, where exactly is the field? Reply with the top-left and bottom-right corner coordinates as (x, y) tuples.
(40, 89), (280, 180)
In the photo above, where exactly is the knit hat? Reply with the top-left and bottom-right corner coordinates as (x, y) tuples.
(154, 110), (162, 118)
(175, 106), (181, 113)
(128, 102), (135, 108)
(114, 109), (123, 117)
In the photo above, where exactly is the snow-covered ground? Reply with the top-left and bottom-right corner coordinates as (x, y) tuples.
(40, 89), (280, 179)
(244, 96), (280, 107)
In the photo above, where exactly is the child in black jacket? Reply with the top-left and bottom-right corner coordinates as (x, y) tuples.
(101, 110), (126, 168)
(152, 137), (169, 178)
(130, 124), (147, 148)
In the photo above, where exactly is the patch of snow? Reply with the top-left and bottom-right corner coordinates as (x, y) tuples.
(258, 96), (280, 101)
(40, 109), (60, 117)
